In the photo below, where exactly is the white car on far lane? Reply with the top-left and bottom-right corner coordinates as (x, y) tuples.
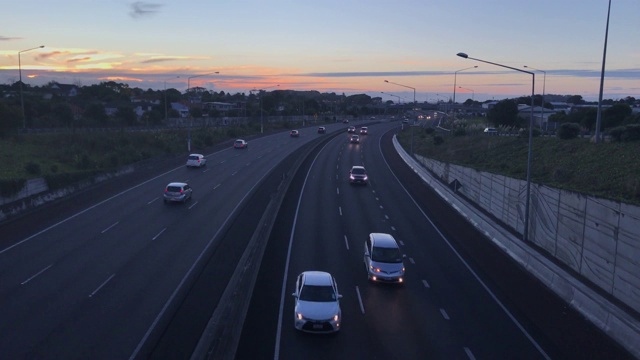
(186, 154), (206, 167)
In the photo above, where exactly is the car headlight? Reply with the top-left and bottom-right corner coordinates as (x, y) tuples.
(333, 314), (340, 322)
(350, 174), (355, 180)
(296, 313), (304, 320)
(370, 265), (381, 273)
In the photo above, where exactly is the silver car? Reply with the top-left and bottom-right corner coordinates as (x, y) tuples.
(292, 271), (342, 333)
(163, 182), (192, 204)
(186, 154), (207, 167)
(364, 233), (405, 283)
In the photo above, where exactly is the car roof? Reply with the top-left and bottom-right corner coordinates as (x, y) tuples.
(167, 182), (188, 187)
(188, 153), (203, 157)
(370, 233), (399, 248)
(351, 165), (365, 170)
(301, 271), (333, 286)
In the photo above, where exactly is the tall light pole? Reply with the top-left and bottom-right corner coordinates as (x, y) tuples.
(595, 0), (612, 144)
(251, 85), (279, 134)
(19, 45), (45, 129)
(453, 66), (477, 111)
(524, 65), (546, 131)
(164, 75), (180, 121)
(457, 52), (535, 242)
(186, 71), (219, 152)
(458, 86), (474, 101)
(384, 80), (416, 105)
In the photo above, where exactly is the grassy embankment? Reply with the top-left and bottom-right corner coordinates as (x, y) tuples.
(396, 125), (640, 206)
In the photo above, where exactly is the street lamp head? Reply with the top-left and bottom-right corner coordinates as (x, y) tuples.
(384, 80), (389, 83)
(456, 52), (469, 59)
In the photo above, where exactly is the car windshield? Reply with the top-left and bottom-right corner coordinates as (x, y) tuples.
(351, 168), (365, 175)
(299, 285), (336, 302)
(371, 246), (403, 263)
(188, 155), (199, 160)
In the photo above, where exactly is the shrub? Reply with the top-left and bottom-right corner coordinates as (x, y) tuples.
(557, 123), (581, 139)
(433, 135), (444, 145)
(518, 127), (541, 138)
(424, 127), (435, 135)
(609, 124), (640, 142)
(452, 128), (466, 137)
(25, 162), (41, 175)
(0, 178), (26, 198)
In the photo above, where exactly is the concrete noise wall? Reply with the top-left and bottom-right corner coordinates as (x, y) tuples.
(415, 154), (640, 315)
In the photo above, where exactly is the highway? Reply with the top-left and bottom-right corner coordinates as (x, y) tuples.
(236, 121), (633, 360)
(0, 120), (632, 359)
(0, 122), (348, 359)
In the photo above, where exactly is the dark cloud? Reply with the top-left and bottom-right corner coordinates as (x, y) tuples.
(67, 57), (92, 63)
(140, 57), (182, 64)
(0, 36), (22, 41)
(129, 1), (163, 18)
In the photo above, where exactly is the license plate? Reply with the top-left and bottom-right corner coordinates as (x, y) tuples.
(313, 324), (323, 329)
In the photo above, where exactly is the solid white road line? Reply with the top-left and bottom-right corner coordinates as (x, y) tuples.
(147, 197), (159, 205)
(188, 201), (198, 210)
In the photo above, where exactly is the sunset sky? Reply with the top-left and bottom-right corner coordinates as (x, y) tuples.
(1, 0), (639, 102)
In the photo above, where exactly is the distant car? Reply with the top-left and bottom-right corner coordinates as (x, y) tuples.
(186, 154), (206, 168)
(163, 182), (192, 204)
(318, 126), (326, 134)
(484, 127), (498, 135)
(292, 271), (342, 333)
(370, 116), (376, 120)
(350, 134), (360, 144)
(347, 126), (356, 133)
(402, 119), (409, 124)
(342, 119), (349, 124)
(349, 165), (368, 185)
(233, 139), (248, 149)
(359, 127), (368, 135)
(290, 130), (300, 137)
(364, 233), (406, 283)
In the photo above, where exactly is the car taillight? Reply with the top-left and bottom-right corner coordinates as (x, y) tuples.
(180, 189), (184, 194)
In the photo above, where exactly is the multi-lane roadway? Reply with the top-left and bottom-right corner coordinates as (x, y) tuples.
(0, 120), (632, 359)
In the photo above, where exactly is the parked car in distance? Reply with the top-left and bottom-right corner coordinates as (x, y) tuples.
(349, 165), (368, 185)
(350, 134), (360, 144)
(292, 271), (342, 333)
(290, 130), (300, 137)
(364, 233), (405, 283)
(186, 154), (206, 168)
(233, 139), (248, 149)
(347, 126), (356, 133)
(163, 182), (193, 204)
(360, 127), (368, 135)
(484, 127), (498, 135)
(318, 126), (326, 134)
(342, 119), (349, 123)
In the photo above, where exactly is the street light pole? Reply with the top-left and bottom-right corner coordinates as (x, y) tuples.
(524, 65), (546, 131)
(457, 52), (535, 242)
(453, 66), (477, 111)
(251, 85), (279, 134)
(595, 0), (612, 144)
(19, 45), (45, 129)
(384, 80), (416, 105)
(186, 71), (219, 152)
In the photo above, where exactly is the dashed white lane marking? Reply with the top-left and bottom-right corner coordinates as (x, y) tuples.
(101, 221), (120, 234)
(214, 184), (221, 189)
(440, 308), (450, 320)
(21, 264), (53, 285)
(409, 257), (415, 264)
(231, 171), (238, 176)
(422, 279), (430, 288)
(89, 273), (115, 298)
(391, 226), (396, 231)
(147, 197), (159, 205)
(464, 347), (476, 360)
(344, 235), (349, 250)
(152, 228), (167, 241)
(336, 187), (340, 195)
(384, 214), (389, 220)
(398, 240), (405, 246)
(188, 201), (198, 210)
(355, 286), (365, 314)
(339, 207), (343, 216)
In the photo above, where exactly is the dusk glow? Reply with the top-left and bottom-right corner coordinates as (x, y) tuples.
(2, 0), (639, 101)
